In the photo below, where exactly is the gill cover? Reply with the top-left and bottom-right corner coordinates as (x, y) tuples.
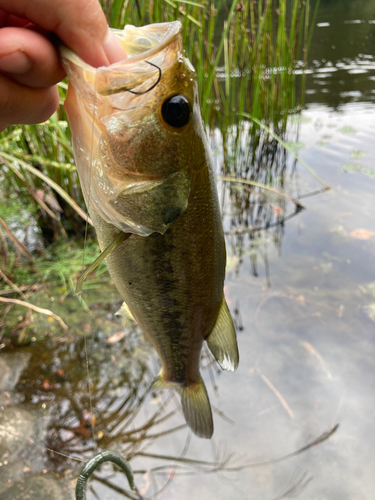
(61, 21), (197, 236)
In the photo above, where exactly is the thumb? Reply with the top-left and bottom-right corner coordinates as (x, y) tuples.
(103, 29), (127, 64)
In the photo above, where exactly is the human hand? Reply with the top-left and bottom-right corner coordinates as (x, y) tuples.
(0, 0), (126, 131)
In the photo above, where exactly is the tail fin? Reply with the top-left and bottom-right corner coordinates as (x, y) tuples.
(153, 375), (213, 439)
(180, 378), (213, 439)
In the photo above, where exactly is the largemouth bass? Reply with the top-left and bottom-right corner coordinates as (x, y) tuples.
(61, 21), (239, 438)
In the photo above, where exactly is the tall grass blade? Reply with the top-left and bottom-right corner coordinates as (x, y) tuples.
(201, 0), (240, 116)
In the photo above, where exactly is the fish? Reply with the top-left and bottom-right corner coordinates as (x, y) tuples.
(61, 21), (239, 439)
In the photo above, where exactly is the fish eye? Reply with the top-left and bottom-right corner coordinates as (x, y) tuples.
(161, 95), (191, 128)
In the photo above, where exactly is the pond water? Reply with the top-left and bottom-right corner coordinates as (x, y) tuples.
(1, 1), (375, 499)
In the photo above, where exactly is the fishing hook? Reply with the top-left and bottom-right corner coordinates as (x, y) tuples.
(75, 449), (135, 500)
(127, 60), (162, 95)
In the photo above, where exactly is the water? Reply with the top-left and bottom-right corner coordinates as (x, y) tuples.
(1, 1), (375, 498)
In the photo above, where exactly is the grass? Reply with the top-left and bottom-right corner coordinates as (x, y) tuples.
(0, 0), (319, 232)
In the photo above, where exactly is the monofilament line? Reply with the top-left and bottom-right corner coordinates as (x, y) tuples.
(80, 69), (99, 440)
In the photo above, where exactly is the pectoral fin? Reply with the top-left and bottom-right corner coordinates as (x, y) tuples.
(109, 171), (191, 235)
(75, 232), (131, 295)
(205, 299), (239, 371)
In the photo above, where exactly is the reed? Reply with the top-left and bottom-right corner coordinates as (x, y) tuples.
(101, 0), (319, 128)
(0, 0), (319, 292)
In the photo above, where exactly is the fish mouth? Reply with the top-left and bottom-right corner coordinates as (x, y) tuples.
(111, 22), (182, 60)
(60, 21), (184, 97)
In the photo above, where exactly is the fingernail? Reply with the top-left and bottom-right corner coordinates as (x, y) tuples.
(0, 51), (31, 74)
(103, 29), (127, 65)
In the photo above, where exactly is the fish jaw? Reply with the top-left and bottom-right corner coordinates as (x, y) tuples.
(61, 21), (208, 236)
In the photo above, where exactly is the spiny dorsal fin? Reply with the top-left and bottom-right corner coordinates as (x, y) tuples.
(205, 298), (239, 371)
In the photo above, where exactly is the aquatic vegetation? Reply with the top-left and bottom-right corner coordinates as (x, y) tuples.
(0, 0), (321, 335)
(350, 149), (367, 160)
(340, 163), (375, 178)
(338, 125), (357, 135)
(0, 324), (339, 498)
(2, 0), (375, 497)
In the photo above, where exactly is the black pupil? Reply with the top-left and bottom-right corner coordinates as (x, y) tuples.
(162, 95), (190, 128)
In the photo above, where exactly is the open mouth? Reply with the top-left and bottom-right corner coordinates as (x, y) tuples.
(60, 21), (182, 97)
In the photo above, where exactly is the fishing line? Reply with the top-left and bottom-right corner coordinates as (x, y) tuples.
(77, 59), (162, 440)
(1, 62), (102, 476)
(0, 425), (86, 463)
(79, 68), (99, 443)
(51, 53), (162, 491)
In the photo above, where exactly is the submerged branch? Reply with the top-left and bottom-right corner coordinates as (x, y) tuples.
(0, 268), (28, 299)
(230, 423), (339, 471)
(0, 216), (33, 260)
(217, 177), (305, 209)
(91, 476), (139, 500)
(0, 297), (68, 331)
(136, 424), (339, 473)
(272, 471), (313, 500)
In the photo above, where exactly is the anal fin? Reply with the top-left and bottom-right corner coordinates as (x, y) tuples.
(205, 298), (239, 371)
(115, 301), (135, 321)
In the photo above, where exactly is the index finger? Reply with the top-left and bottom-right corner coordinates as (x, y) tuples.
(0, 0), (111, 67)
